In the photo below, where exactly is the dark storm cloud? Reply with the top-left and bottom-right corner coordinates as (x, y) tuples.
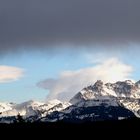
(0, 0), (140, 53)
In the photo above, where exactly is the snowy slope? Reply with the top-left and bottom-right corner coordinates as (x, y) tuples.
(0, 99), (70, 122)
(119, 98), (140, 117)
(0, 100), (44, 117)
(0, 102), (13, 113)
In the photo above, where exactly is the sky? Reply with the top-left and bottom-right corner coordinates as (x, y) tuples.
(0, 0), (140, 103)
(0, 45), (140, 103)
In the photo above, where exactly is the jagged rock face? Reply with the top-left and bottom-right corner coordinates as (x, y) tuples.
(93, 80), (104, 93)
(68, 80), (140, 119)
(135, 80), (140, 88)
(113, 80), (138, 95)
(70, 80), (140, 104)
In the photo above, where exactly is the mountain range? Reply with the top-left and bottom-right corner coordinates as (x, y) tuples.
(1, 80), (140, 123)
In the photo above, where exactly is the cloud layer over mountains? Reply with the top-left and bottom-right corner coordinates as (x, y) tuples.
(38, 58), (133, 101)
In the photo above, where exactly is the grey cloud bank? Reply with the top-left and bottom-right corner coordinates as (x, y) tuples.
(0, 0), (140, 53)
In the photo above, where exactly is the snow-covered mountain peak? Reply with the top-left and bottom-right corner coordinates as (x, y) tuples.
(0, 100), (45, 118)
(47, 99), (62, 105)
(0, 99), (71, 120)
(94, 80), (104, 87)
(70, 80), (140, 104)
(0, 102), (13, 113)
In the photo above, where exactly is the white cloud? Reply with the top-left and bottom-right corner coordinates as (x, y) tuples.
(0, 65), (24, 83)
(38, 58), (133, 101)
